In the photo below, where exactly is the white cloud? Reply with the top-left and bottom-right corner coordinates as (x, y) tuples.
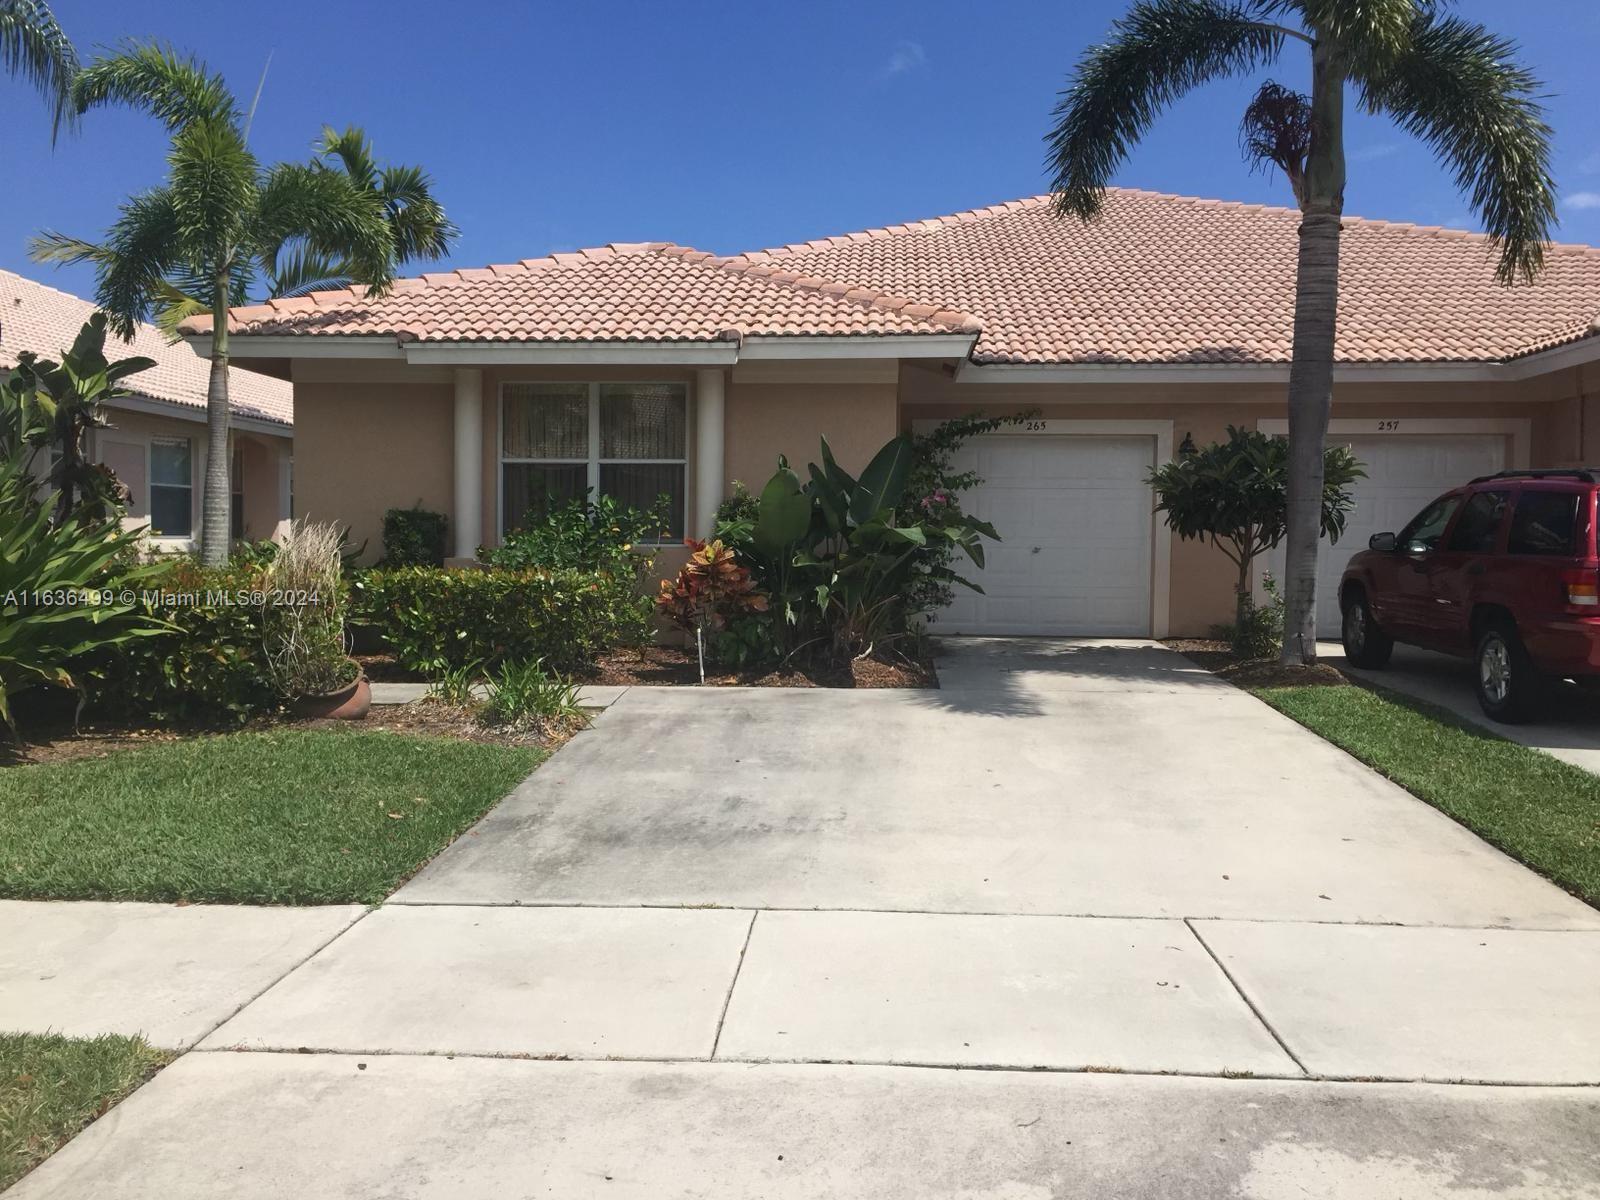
(1348, 143), (1399, 164)
(1565, 191), (1600, 211)
(883, 40), (927, 78)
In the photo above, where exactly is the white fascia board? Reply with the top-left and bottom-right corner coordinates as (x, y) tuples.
(740, 334), (976, 360)
(956, 360), (1507, 384)
(183, 334), (405, 360)
(1499, 336), (1600, 380)
(402, 341), (739, 365)
(104, 393), (291, 438)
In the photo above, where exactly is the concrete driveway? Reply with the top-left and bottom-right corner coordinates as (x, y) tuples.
(397, 639), (1589, 927)
(10, 639), (1600, 1199)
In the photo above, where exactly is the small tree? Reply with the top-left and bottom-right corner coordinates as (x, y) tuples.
(1150, 426), (1361, 644)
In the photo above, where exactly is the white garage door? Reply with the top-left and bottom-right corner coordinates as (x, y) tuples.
(1270, 434), (1508, 637)
(934, 435), (1155, 636)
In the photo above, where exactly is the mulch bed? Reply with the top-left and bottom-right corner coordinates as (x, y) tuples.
(1163, 638), (1350, 689)
(3, 697), (578, 769)
(580, 643), (938, 689)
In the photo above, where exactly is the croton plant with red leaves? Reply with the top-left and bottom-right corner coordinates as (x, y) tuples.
(656, 538), (769, 634)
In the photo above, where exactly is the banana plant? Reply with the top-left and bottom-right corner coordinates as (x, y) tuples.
(725, 435), (1001, 662)
(1, 312), (156, 527)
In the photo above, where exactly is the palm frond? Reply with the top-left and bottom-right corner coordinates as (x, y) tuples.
(72, 40), (237, 130)
(149, 279), (209, 341)
(377, 164), (457, 262)
(317, 124), (377, 191)
(1046, 0), (1285, 219)
(314, 127), (457, 267)
(255, 162), (396, 295)
(166, 116), (258, 264)
(1357, 12), (1554, 282)
(267, 242), (352, 298)
(0, 0), (78, 136)
(31, 189), (183, 340)
(1255, 0), (1421, 64)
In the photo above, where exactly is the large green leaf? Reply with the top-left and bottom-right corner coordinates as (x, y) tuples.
(849, 435), (915, 526)
(753, 465), (812, 557)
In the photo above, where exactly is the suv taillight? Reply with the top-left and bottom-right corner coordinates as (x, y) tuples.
(1562, 568), (1599, 607)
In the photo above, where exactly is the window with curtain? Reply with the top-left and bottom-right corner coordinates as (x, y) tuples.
(149, 437), (192, 538)
(501, 381), (687, 539)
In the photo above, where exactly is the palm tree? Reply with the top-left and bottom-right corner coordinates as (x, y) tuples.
(266, 126), (458, 298)
(0, 0), (77, 133)
(32, 43), (454, 565)
(1045, 0), (1555, 664)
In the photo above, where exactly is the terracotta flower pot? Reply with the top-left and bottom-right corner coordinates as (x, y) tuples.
(292, 675), (371, 721)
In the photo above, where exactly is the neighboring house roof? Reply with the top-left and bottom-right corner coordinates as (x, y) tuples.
(738, 189), (1600, 366)
(177, 242), (980, 343)
(0, 269), (293, 426)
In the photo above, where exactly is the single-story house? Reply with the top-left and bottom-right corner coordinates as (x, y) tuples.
(2, 269), (293, 549)
(178, 188), (1600, 637)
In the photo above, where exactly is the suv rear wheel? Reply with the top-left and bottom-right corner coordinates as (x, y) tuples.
(1475, 623), (1547, 723)
(1341, 591), (1393, 668)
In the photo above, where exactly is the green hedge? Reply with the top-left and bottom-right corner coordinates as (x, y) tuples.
(350, 565), (652, 674)
(83, 559), (279, 724)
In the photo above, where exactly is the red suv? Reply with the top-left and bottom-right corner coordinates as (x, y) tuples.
(1338, 470), (1600, 722)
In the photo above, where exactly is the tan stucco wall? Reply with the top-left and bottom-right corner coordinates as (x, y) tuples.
(724, 367), (900, 498)
(283, 353), (1590, 635)
(900, 365), (1580, 635)
(291, 378), (452, 563)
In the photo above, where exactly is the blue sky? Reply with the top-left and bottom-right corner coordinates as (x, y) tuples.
(3, 0), (1597, 303)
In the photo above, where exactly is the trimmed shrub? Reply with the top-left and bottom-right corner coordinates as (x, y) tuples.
(482, 493), (667, 573)
(351, 565), (652, 675)
(381, 505), (449, 567)
(82, 559), (279, 724)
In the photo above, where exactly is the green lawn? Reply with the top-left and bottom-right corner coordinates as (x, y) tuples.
(1, 1033), (170, 1191)
(1255, 682), (1600, 907)
(0, 729), (544, 904)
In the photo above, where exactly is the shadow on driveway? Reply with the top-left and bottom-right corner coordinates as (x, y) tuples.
(916, 636), (1231, 718)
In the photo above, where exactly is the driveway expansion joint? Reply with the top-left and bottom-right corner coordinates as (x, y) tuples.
(1183, 918), (1310, 1077)
(709, 911), (758, 1061)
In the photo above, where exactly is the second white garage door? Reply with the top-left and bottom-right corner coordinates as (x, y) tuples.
(1268, 433), (1509, 637)
(933, 434), (1155, 636)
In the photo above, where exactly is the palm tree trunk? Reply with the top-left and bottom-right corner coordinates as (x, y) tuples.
(200, 272), (232, 566)
(1279, 39), (1347, 665)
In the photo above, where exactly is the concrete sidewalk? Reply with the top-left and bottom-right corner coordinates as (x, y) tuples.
(13, 1056), (1600, 1199)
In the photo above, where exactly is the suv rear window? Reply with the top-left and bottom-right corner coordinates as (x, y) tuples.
(1508, 490), (1581, 555)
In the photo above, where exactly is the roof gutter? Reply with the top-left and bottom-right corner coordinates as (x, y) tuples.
(957, 350), (1600, 385)
(186, 331), (977, 366)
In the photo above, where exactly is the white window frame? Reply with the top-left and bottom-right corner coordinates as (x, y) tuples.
(147, 434), (195, 543)
(497, 380), (689, 542)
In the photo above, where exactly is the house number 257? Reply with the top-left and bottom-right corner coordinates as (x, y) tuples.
(1377, 420), (1400, 431)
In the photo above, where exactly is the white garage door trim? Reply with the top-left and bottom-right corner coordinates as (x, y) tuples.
(1254, 417), (1531, 467)
(913, 419), (1173, 637)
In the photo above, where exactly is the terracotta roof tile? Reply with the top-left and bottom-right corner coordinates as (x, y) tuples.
(742, 188), (1600, 365)
(0, 270), (292, 425)
(179, 243), (981, 343)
